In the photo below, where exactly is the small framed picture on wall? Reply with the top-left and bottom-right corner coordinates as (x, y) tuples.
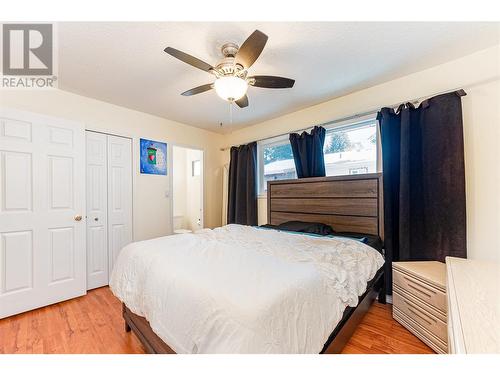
(140, 138), (167, 175)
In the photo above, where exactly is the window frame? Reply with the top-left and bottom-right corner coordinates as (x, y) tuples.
(257, 114), (381, 197)
(257, 134), (296, 196)
(322, 116), (381, 177)
(192, 159), (201, 177)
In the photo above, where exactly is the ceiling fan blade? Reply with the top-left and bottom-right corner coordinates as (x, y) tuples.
(181, 83), (214, 96)
(249, 75), (295, 89)
(235, 95), (249, 108)
(164, 47), (214, 73)
(234, 30), (268, 69)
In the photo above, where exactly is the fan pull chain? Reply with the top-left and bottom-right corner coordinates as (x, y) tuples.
(229, 101), (233, 125)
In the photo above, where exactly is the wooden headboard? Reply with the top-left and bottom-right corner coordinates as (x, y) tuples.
(267, 173), (383, 239)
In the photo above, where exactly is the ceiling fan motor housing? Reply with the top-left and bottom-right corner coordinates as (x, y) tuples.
(215, 43), (245, 77)
(221, 42), (239, 57)
(215, 57), (245, 77)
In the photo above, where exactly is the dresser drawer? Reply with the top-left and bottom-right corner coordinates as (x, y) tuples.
(393, 306), (447, 354)
(393, 285), (446, 323)
(393, 291), (447, 343)
(393, 269), (446, 312)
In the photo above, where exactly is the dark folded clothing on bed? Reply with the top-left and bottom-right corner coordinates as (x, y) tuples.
(332, 232), (384, 253)
(259, 223), (384, 254)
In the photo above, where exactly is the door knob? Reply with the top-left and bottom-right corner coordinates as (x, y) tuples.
(74, 215), (82, 221)
(94, 217), (99, 221)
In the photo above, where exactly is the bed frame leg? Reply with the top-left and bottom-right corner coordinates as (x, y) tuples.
(378, 289), (386, 304)
(122, 303), (132, 332)
(377, 276), (387, 304)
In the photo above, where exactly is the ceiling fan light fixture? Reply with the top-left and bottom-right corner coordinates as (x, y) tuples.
(165, 29), (294, 109)
(214, 76), (248, 102)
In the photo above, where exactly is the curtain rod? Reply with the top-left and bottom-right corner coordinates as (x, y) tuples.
(219, 78), (494, 151)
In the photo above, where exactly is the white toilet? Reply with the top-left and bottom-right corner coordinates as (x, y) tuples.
(173, 229), (192, 234)
(173, 215), (192, 234)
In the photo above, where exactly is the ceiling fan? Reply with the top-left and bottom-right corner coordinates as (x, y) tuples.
(164, 30), (295, 108)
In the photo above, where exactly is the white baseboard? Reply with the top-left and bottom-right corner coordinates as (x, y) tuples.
(377, 294), (393, 304)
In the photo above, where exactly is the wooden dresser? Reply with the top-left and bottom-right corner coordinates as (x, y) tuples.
(446, 257), (500, 353)
(392, 261), (447, 353)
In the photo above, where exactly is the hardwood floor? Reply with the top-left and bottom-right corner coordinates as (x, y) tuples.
(0, 287), (144, 354)
(341, 300), (434, 354)
(0, 287), (433, 354)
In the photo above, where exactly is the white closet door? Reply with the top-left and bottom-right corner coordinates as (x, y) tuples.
(107, 135), (132, 276)
(86, 132), (109, 289)
(0, 108), (86, 318)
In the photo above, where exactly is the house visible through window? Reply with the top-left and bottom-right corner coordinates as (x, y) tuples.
(323, 119), (377, 177)
(257, 117), (379, 195)
(258, 137), (296, 194)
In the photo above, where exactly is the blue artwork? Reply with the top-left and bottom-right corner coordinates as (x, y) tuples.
(140, 138), (167, 175)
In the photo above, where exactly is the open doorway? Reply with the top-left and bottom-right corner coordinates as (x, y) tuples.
(172, 145), (204, 234)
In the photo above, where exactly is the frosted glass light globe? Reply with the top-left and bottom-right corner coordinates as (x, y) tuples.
(214, 76), (248, 101)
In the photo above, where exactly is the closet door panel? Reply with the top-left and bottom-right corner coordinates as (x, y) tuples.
(86, 131), (108, 290)
(107, 135), (132, 276)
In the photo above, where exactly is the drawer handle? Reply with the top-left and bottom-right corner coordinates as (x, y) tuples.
(402, 296), (438, 324)
(406, 306), (435, 326)
(404, 277), (433, 298)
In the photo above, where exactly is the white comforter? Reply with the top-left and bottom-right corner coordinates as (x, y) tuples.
(109, 224), (384, 353)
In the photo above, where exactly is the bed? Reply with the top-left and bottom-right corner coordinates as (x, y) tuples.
(110, 173), (385, 354)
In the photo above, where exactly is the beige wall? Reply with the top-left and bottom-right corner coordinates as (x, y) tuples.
(1, 45), (498, 262)
(461, 79), (500, 262)
(0, 89), (225, 241)
(223, 45), (500, 262)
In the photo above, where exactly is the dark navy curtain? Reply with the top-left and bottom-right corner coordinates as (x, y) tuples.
(289, 126), (326, 178)
(227, 142), (258, 226)
(377, 90), (467, 294)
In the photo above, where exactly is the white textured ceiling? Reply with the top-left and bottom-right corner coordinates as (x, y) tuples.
(57, 22), (499, 133)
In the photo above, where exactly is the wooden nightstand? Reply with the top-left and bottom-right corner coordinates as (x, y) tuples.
(392, 261), (447, 354)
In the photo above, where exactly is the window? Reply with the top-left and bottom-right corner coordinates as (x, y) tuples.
(323, 119), (378, 177)
(257, 117), (379, 195)
(192, 160), (201, 176)
(258, 136), (296, 194)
